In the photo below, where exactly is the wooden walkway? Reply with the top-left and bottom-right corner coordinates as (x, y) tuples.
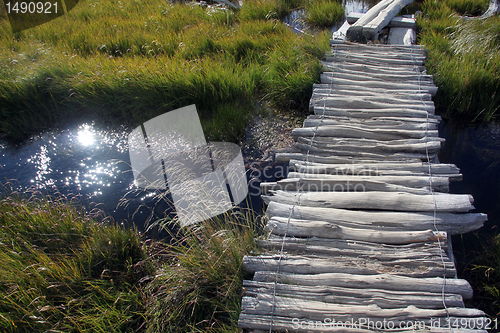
(238, 40), (489, 332)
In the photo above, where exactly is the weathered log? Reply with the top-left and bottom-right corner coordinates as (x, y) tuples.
(312, 84), (436, 103)
(275, 152), (426, 164)
(319, 67), (434, 86)
(252, 271), (474, 298)
(279, 172), (450, 191)
(239, 313), (489, 333)
(309, 96), (435, 113)
(263, 190), (474, 212)
(321, 62), (427, 78)
(363, 0), (416, 38)
(295, 138), (442, 155)
(303, 117), (438, 130)
(325, 54), (424, 67)
(265, 202), (487, 234)
(261, 178), (440, 195)
(313, 106), (433, 120)
(320, 75), (438, 95)
(346, 0), (394, 41)
(242, 254), (455, 277)
(389, 27), (417, 45)
(347, 12), (416, 29)
(289, 160), (461, 177)
(293, 144), (434, 162)
(259, 235), (450, 261)
(242, 280), (464, 309)
(329, 49), (426, 63)
(321, 72), (436, 91)
(292, 126), (438, 140)
(265, 217), (446, 244)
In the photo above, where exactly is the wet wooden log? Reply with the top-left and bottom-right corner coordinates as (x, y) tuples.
(242, 280), (464, 309)
(252, 272), (474, 298)
(242, 254), (455, 278)
(265, 202), (487, 235)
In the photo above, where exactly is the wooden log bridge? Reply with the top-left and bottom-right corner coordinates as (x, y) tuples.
(237, 9), (489, 332)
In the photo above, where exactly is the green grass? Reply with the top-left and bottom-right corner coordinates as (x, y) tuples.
(0, 190), (150, 332)
(144, 210), (262, 332)
(462, 232), (500, 318)
(417, 0), (500, 122)
(303, 0), (344, 28)
(0, 188), (261, 332)
(0, 0), (331, 143)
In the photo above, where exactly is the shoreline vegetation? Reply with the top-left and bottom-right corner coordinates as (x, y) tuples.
(0, 0), (337, 144)
(1, 0), (500, 331)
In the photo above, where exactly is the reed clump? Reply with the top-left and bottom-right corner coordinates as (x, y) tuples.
(417, 0), (500, 121)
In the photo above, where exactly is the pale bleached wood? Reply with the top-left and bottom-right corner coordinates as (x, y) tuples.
(275, 152), (425, 164)
(293, 144), (435, 162)
(252, 271), (474, 298)
(309, 96), (435, 113)
(295, 138), (442, 155)
(312, 84), (438, 104)
(292, 126), (438, 141)
(320, 67), (434, 86)
(259, 235), (450, 260)
(321, 72), (435, 89)
(362, 0), (416, 39)
(260, 178), (439, 195)
(265, 217), (446, 244)
(289, 160), (461, 177)
(347, 12), (416, 29)
(321, 61), (427, 77)
(282, 172), (450, 190)
(325, 53), (424, 67)
(239, 313), (489, 333)
(389, 27), (417, 45)
(243, 254), (455, 277)
(303, 117), (438, 130)
(263, 190), (474, 213)
(242, 280), (464, 309)
(320, 75), (438, 95)
(329, 49), (426, 62)
(265, 202), (487, 235)
(313, 106), (433, 120)
(241, 295), (485, 327)
(330, 39), (426, 51)
(346, 0), (394, 41)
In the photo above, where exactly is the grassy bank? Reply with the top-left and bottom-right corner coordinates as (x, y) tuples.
(0, 0), (339, 143)
(416, 0), (500, 121)
(0, 190), (259, 332)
